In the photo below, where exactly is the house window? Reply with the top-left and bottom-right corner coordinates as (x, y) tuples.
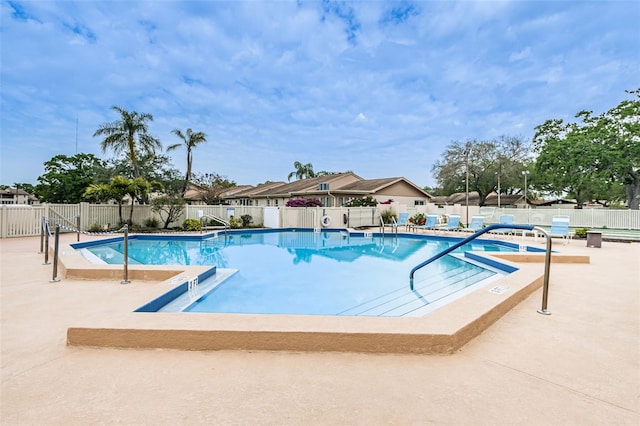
(414, 200), (425, 206)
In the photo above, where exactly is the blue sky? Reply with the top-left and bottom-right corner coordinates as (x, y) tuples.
(1, 0), (638, 188)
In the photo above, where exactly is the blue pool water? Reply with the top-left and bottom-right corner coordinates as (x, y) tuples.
(79, 230), (522, 317)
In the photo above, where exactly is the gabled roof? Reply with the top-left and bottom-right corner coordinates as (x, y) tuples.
(432, 192), (524, 206)
(229, 182), (288, 198)
(227, 172), (363, 199)
(1, 188), (31, 196)
(338, 177), (432, 198)
(276, 172), (361, 195)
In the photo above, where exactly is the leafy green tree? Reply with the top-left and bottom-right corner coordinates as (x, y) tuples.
(107, 153), (182, 198)
(35, 153), (107, 203)
(192, 172), (237, 204)
(167, 128), (207, 196)
(93, 106), (161, 179)
(533, 90), (639, 209)
(13, 183), (36, 194)
(84, 176), (152, 225)
(287, 161), (316, 181)
(596, 90), (640, 209)
(151, 194), (186, 229)
(534, 117), (607, 207)
(432, 136), (531, 206)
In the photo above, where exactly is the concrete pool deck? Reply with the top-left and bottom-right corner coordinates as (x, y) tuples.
(1, 233), (639, 424)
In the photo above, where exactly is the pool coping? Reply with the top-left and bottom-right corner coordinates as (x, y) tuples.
(61, 231), (590, 354)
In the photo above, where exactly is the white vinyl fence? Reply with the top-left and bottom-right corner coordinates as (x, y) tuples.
(1, 203), (639, 238)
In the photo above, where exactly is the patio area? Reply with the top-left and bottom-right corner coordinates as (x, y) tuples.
(1, 233), (638, 425)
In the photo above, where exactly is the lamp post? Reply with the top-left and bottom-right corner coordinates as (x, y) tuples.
(496, 172), (501, 208)
(522, 170), (530, 208)
(464, 143), (471, 225)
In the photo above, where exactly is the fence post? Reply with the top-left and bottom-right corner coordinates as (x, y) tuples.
(50, 225), (61, 282)
(43, 221), (50, 265)
(121, 225), (130, 284)
(0, 205), (6, 238)
(39, 216), (45, 253)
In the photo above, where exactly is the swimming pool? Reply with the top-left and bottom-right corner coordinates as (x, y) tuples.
(76, 229), (530, 317)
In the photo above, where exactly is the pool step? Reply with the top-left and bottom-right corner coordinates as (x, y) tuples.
(82, 246), (141, 265)
(339, 266), (495, 317)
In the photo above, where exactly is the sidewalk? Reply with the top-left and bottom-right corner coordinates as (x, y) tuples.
(1, 234), (639, 425)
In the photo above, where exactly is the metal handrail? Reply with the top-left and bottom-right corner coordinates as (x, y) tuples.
(201, 214), (230, 233)
(409, 223), (553, 315)
(380, 215), (401, 236)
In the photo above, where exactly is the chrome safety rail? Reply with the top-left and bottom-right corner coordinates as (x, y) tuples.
(409, 223), (553, 315)
(200, 214), (230, 233)
(380, 215), (401, 236)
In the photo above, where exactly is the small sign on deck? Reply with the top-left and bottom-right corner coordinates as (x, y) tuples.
(489, 285), (510, 294)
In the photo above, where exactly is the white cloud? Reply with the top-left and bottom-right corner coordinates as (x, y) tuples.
(1, 0), (638, 188)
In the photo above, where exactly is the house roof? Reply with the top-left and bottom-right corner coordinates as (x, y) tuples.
(339, 177), (431, 197)
(225, 173), (363, 199)
(1, 188), (31, 196)
(431, 192), (524, 206)
(223, 173), (433, 200)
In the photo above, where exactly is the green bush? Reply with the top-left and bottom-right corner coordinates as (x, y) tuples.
(87, 223), (104, 232)
(182, 218), (202, 231)
(345, 196), (378, 207)
(143, 217), (159, 228)
(574, 228), (589, 239)
(240, 214), (252, 227)
(229, 216), (243, 229)
(409, 213), (426, 225)
(380, 209), (397, 224)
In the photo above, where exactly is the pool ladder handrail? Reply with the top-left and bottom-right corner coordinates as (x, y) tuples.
(200, 214), (230, 233)
(379, 215), (400, 236)
(409, 223), (553, 315)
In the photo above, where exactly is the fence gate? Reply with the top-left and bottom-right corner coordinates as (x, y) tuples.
(45, 204), (81, 231)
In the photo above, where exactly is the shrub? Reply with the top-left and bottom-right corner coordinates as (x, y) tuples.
(380, 209), (397, 224)
(574, 228), (589, 239)
(87, 223), (104, 232)
(345, 196), (378, 207)
(286, 198), (323, 207)
(143, 217), (159, 228)
(409, 213), (426, 225)
(229, 216), (243, 229)
(240, 214), (252, 227)
(182, 218), (202, 231)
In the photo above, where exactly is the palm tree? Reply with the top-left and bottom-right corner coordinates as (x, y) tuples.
(93, 106), (161, 179)
(287, 161), (316, 182)
(167, 128), (207, 196)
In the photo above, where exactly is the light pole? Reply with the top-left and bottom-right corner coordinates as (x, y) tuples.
(522, 170), (530, 208)
(464, 143), (471, 225)
(496, 172), (501, 208)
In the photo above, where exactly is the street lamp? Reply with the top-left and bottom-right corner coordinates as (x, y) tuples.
(522, 170), (530, 208)
(464, 143), (471, 225)
(496, 171), (501, 208)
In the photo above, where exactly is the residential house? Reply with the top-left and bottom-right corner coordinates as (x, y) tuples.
(223, 172), (432, 207)
(0, 188), (38, 205)
(431, 191), (525, 208)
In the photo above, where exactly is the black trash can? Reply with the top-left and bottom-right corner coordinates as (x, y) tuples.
(586, 231), (602, 248)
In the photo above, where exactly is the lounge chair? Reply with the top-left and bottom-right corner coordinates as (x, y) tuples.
(436, 214), (461, 233)
(492, 214), (515, 238)
(463, 215), (485, 233)
(414, 214), (439, 232)
(393, 212), (410, 232)
(549, 215), (571, 244)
